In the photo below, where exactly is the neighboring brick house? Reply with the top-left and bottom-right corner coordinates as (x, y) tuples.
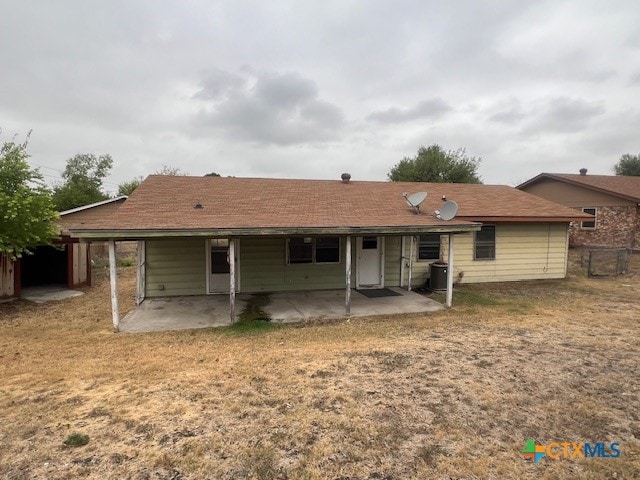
(517, 170), (640, 250)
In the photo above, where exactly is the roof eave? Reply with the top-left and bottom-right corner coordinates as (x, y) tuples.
(59, 196), (128, 216)
(517, 174), (640, 203)
(461, 216), (590, 222)
(515, 173), (549, 189)
(69, 224), (482, 240)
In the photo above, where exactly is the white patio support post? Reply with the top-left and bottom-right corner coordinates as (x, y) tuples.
(108, 239), (120, 332)
(345, 236), (352, 316)
(446, 233), (455, 308)
(229, 238), (236, 323)
(135, 240), (146, 305)
(399, 236), (406, 288)
(407, 235), (414, 291)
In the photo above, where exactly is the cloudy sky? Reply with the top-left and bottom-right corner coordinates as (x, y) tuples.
(1, 1), (639, 193)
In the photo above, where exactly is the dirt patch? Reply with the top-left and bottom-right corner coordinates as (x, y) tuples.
(0, 252), (639, 479)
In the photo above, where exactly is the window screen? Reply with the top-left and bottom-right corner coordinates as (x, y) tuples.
(475, 225), (496, 260)
(288, 237), (313, 263)
(362, 237), (378, 249)
(418, 234), (441, 260)
(210, 249), (230, 273)
(210, 239), (230, 273)
(581, 208), (596, 229)
(211, 238), (229, 247)
(315, 237), (340, 263)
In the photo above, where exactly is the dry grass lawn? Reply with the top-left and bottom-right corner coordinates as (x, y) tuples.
(1, 251), (639, 479)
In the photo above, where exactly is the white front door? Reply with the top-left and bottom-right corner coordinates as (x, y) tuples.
(356, 236), (384, 289)
(208, 239), (230, 293)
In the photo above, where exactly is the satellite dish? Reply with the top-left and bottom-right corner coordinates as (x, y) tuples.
(435, 200), (459, 221)
(403, 192), (428, 214)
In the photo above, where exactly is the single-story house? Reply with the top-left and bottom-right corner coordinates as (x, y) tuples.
(0, 196), (127, 300)
(517, 169), (640, 249)
(69, 175), (589, 331)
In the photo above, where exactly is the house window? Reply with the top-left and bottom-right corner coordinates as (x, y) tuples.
(418, 234), (441, 260)
(288, 237), (313, 263)
(210, 238), (229, 248)
(362, 237), (378, 249)
(288, 237), (340, 264)
(315, 237), (340, 263)
(475, 225), (496, 260)
(581, 208), (596, 229)
(210, 239), (230, 273)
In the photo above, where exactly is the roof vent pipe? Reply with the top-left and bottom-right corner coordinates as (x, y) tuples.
(341, 173), (351, 183)
(579, 168), (588, 175)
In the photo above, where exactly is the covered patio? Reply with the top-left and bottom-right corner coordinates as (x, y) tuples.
(118, 287), (443, 333)
(101, 231), (462, 333)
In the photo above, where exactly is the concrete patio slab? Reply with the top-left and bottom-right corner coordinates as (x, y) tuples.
(119, 288), (443, 333)
(119, 295), (248, 333)
(265, 288), (443, 322)
(21, 285), (84, 303)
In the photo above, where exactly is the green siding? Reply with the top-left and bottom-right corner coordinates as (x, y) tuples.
(241, 236), (404, 292)
(240, 237), (354, 292)
(143, 236), (410, 295)
(383, 236), (402, 286)
(145, 238), (206, 297)
(141, 227), (568, 297)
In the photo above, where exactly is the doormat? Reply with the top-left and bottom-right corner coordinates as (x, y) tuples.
(357, 288), (402, 298)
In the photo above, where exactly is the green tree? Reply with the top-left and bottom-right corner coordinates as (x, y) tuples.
(388, 144), (482, 183)
(204, 172), (221, 177)
(52, 154), (113, 211)
(614, 153), (640, 176)
(0, 140), (58, 259)
(118, 176), (143, 196)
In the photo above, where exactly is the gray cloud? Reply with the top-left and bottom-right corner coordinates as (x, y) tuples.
(485, 96), (608, 135)
(254, 73), (318, 109)
(578, 109), (640, 156)
(629, 72), (640, 86)
(0, 1), (638, 189)
(488, 99), (527, 125)
(193, 69), (246, 100)
(367, 98), (452, 124)
(523, 97), (606, 135)
(193, 70), (345, 145)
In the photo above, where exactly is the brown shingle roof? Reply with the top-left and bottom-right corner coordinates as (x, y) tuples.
(518, 173), (640, 202)
(71, 176), (589, 237)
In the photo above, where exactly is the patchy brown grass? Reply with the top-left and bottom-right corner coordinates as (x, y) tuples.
(1, 251), (639, 479)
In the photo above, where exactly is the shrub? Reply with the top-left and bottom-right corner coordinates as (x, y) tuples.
(63, 432), (89, 447)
